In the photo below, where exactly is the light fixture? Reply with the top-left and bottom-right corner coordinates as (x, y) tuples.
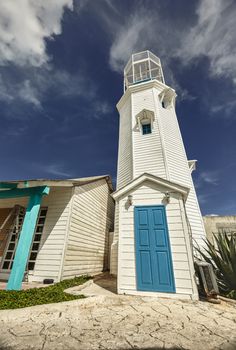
(164, 192), (170, 203)
(127, 195), (133, 206)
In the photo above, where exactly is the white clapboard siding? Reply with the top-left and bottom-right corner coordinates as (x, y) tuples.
(62, 179), (114, 279)
(31, 187), (73, 282)
(0, 188), (73, 283)
(110, 203), (119, 275)
(132, 89), (167, 179)
(117, 81), (206, 251)
(116, 97), (133, 189)
(155, 89), (206, 247)
(117, 181), (197, 299)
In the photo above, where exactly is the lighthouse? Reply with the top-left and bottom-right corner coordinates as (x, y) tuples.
(111, 51), (206, 299)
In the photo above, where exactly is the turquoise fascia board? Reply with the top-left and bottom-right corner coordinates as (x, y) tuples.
(0, 183), (18, 189)
(0, 186), (49, 199)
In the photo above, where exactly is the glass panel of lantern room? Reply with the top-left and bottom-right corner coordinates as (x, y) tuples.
(127, 66), (133, 85)
(133, 61), (150, 83)
(133, 51), (148, 62)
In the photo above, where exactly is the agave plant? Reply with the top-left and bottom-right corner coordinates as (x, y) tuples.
(196, 232), (236, 295)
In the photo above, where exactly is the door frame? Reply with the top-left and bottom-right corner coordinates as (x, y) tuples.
(134, 204), (176, 293)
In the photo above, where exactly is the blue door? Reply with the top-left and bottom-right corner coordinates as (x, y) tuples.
(134, 205), (175, 293)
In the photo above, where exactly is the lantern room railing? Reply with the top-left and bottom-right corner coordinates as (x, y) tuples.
(124, 50), (165, 91)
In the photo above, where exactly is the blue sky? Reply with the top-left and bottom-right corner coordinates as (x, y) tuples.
(0, 0), (235, 215)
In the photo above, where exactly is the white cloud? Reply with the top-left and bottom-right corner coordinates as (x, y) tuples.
(107, 7), (192, 99)
(108, 0), (236, 93)
(109, 13), (152, 72)
(35, 163), (72, 177)
(0, 0), (73, 67)
(178, 0), (236, 81)
(18, 80), (41, 107)
(93, 101), (112, 119)
(210, 99), (236, 117)
(195, 170), (219, 189)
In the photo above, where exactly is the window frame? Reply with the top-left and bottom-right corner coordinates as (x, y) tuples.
(142, 123), (152, 135)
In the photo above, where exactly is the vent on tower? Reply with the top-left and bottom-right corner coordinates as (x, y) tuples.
(124, 50), (165, 91)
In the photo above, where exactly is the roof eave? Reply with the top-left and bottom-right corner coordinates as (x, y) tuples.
(112, 173), (189, 201)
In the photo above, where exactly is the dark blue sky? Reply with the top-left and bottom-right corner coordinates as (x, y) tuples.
(0, 0), (235, 215)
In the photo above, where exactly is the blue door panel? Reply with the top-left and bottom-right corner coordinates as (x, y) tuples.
(153, 208), (164, 226)
(140, 251), (153, 286)
(139, 210), (148, 225)
(139, 229), (150, 246)
(154, 229), (166, 247)
(156, 252), (171, 287)
(135, 205), (175, 293)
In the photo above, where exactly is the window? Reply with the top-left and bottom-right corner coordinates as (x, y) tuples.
(159, 88), (176, 109)
(135, 109), (154, 134)
(142, 123), (152, 135)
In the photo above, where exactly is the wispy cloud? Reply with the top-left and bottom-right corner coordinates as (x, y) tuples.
(0, 66), (111, 121)
(209, 99), (236, 117)
(35, 163), (72, 178)
(195, 170), (219, 189)
(178, 0), (236, 82)
(109, 12), (152, 72)
(107, 0), (236, 107)
(107, 6), (195, 99)
(0, 0), (73, 67)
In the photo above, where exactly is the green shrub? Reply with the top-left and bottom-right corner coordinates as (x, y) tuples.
(0, 275), (90, 310)
(196, 232), (236, 299)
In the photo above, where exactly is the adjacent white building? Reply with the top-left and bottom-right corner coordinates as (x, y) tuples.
(111, 51), (206, 300)
(0, 176), (114, 286)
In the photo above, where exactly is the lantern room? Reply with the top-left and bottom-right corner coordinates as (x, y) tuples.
(124, 50), (165, 91)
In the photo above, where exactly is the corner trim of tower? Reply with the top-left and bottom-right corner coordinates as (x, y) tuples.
(112, 173), (190, 200)
(116, 79), (176, 112)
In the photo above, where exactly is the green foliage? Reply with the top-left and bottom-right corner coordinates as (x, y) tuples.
(227, 290), (236, 299)
(196, 233), (236, 298)
(0, 276), (90, 310)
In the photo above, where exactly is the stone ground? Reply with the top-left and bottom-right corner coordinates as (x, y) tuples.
(0, 275), (235, 350)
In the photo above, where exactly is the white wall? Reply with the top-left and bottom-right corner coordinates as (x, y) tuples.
(117, 180), (198, 300)
(110, 203), (119, 275)
(62, 179), (114, 279)
(132, 88), (167, 179)
(156, 89), (206, 247)
(117, 81), (206, 250)
(0, 187), (73, 283)
(116, 96), (133, 189)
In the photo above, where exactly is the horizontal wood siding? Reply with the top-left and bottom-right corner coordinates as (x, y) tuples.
(155, 89), (206, 247)
(118, 181), (197, 298)
(0, 208), (12, 257)
(110, 203), (119, 275)
(32, 187), (72, 282)
(117, 97), (133, 189)
(62, 179), (114, 279)
(0, 188), (72, 282)
(132, 89), (167, 179)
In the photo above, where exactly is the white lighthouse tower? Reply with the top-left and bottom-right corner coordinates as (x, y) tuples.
(111, 51), (206, 300)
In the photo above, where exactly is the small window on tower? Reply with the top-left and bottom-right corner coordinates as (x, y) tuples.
(142, 123), (152, 135)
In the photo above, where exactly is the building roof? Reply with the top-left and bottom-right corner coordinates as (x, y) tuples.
(112, 173), (189, 200)
(0, 175), (114, 192)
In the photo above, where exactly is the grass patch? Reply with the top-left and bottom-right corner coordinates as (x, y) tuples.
(0, 276), (91, 310)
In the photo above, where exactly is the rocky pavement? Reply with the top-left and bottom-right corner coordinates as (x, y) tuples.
(0, 279), (235, 350)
